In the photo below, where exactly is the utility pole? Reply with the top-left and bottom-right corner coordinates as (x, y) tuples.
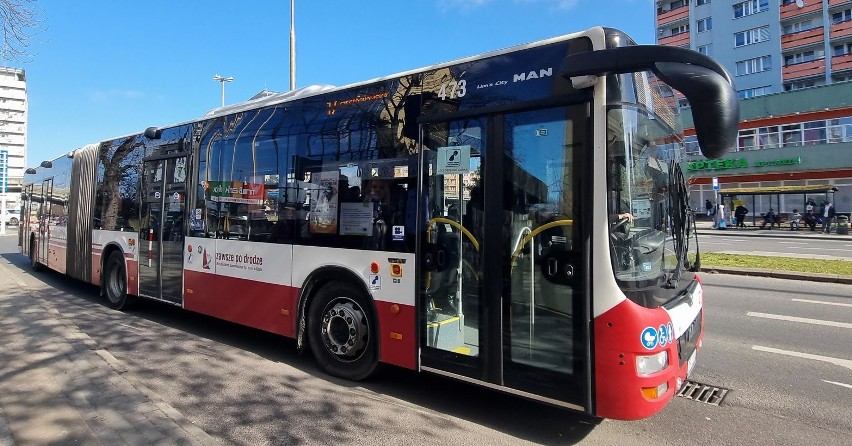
(290, 0), (296, 91)
(213, 74), (233, 107)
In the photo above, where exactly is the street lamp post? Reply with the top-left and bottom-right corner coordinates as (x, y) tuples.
(213, 74), (234, 107)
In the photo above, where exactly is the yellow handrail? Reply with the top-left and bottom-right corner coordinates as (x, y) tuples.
(510, 219), (574, 267)
(427, 217), (480, 251)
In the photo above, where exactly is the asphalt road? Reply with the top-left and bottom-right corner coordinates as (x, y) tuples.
(1, 232), (849, 445)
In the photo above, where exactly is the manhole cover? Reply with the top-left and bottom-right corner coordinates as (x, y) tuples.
(677, 380), (730, 406)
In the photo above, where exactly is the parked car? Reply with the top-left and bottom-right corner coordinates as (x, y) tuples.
(1, 209), (20, 226)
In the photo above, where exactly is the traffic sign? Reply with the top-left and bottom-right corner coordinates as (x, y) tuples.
(712, 176), (719, 191)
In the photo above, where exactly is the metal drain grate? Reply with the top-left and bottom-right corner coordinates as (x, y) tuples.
(677, 380), (730, 406)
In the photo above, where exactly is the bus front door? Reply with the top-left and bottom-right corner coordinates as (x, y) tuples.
(420, 106), (589, 410)
(138, 155), (187, 304)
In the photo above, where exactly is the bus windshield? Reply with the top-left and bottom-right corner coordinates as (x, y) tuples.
(606, 72), (697, 307)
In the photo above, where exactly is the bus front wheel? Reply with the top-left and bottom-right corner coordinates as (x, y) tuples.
(307, 281), (378, 381)
(104, 251), (133, 310)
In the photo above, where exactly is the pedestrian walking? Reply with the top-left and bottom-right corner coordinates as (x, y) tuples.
(822, 201), (835, 233)
(734, 204), (748, 228)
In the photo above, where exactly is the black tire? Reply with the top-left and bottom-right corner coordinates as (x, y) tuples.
(307, 281), (378, 381)
(103, 251), (133, 310)
(29, 238), (42, 272)
(9, 217), (18, 226)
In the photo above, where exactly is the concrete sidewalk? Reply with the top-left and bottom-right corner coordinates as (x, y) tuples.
(695, 218), (851, 238)
(0, 256), (220, 445)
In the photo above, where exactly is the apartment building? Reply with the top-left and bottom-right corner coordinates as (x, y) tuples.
(657, 0), (852, 215)
(0, 66), (27, 209)
(657, 0), (852, 98)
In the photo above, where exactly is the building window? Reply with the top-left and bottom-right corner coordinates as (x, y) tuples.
(827, 117), (852, 143)
(735, 26), (770, 47)
(738, 129), (757, 151)
(834, 43), (852, 56)
(784, 50), (823, 66)
(833, 9), (852, 25)
(697, 17), (712, 33)
(737, 86), (771, 99)
(783, 20), (813, 35)
(733, 0), (769, 19)
(667, 24), (689, 36)
(758, 126), (780, 149)
(698, 44), (712, 56)
(784, 80), (817, 91)
(696, 0), (710, 5)
(781, 123), (803, 147)
(736, 55), (772, 75)
(684, 135), (700, 155)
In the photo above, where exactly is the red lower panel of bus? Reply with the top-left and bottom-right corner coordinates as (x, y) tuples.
(182, 270), (417, 370)
(183, 270), (297, 338)
(594, 298), (698, 420)
(373, 300), (416, 370)
(48, 241), (66, 274)
(126, 257), (139, 296)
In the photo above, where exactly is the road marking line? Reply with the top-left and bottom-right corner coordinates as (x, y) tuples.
(822, 380), (852, 389)
(747, 312), (852, 329)
(752, 345), (852, 370)
(792, 298), (852, 308)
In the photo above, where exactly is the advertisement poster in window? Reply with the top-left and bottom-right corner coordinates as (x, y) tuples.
(309, 171), (339, 234)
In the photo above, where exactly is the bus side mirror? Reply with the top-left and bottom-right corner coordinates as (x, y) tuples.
(652, 62), (738, 159)
(560, 45), (739, 160)
(144, 127), (163, 139)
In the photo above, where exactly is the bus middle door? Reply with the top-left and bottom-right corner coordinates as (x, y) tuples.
(39, 178), (53, 268)
(139, 155), (187, 304)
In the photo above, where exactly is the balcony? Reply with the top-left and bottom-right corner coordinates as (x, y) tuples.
(832, 52), (852, 72)
(659, 31), (690, 47)
(830, 19), (852, 40)
(781, 0), (823, 20)
(657, 5), (689, 26)
(781, 27), (825, 50)
(782, 58), (826, 80)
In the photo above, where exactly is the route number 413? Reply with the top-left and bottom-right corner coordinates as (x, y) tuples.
(438, 79), (467, 100)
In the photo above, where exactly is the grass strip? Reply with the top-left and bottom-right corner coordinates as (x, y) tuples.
(700, 252), (852, 276)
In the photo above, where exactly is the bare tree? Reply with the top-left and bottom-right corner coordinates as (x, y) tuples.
(0, 0), (39, 62)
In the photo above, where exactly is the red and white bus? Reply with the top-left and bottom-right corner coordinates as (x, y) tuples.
(21, 27), (737, 420)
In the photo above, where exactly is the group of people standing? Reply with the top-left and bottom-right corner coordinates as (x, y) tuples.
(704, 198), (839, 232)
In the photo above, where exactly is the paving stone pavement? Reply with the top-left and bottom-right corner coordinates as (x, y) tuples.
(0, 258), (221, 445)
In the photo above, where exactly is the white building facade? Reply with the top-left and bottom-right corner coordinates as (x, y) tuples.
(0, 66), (27, 209)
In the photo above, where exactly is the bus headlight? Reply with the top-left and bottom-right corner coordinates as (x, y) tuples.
(636, 350), (668, 376)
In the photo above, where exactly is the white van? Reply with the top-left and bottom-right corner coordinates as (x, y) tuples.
(1, 209), (20, 226)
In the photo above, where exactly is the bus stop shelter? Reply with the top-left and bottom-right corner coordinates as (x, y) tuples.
(718, 184), (838, 227)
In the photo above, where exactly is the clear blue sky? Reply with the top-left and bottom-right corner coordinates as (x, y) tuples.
(23, 0), (653, 165)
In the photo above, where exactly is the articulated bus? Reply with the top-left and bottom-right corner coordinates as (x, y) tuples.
(21, 27), (737, 420)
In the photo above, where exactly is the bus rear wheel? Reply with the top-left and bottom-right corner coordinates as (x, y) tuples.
(307, 281), (378, 381)
(104, 251), (133, 310)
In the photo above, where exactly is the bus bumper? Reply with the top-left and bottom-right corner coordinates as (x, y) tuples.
(593, 283), (704, 420)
